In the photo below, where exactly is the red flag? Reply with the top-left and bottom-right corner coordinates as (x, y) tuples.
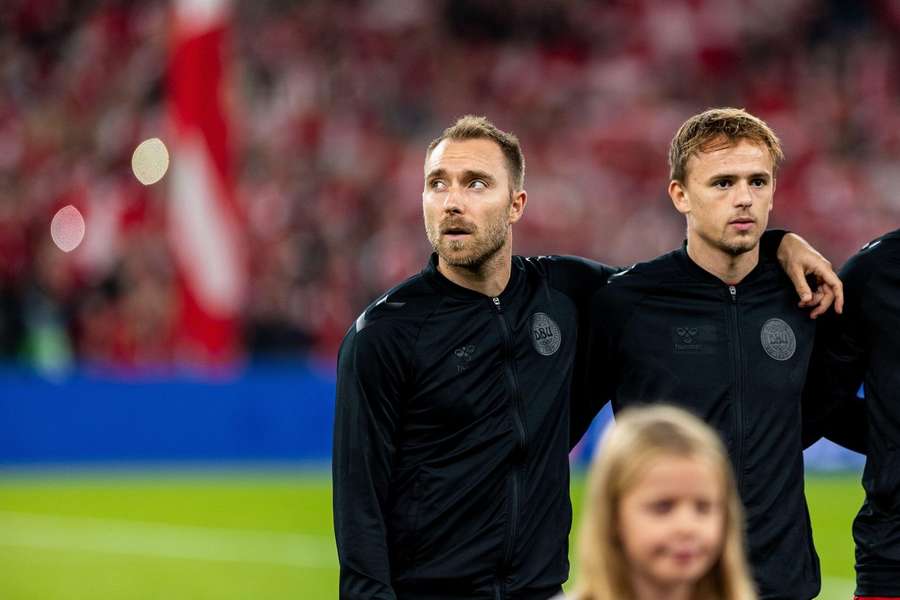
(167, 0), (245, 367)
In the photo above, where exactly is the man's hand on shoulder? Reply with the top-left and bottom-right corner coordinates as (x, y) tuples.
(776, 232), (844, 319)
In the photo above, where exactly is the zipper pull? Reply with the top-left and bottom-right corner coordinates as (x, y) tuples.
(492, 296), (502, 312)
(728, 285), (737, 303)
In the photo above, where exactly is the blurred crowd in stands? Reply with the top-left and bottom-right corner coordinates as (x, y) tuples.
(1, 0), (899, 371)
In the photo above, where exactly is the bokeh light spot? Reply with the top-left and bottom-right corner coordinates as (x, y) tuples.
(50, 205), (86, 252)
(131, 137), (170, 185)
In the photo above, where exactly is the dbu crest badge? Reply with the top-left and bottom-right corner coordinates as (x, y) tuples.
(760, 318), (796, 361)
(531, 313), (561, 356)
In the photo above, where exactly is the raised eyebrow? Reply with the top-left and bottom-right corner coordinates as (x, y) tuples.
(425, 169), (497, 185)
(425, 168), (448, 182)
(463, 170), (496, 184)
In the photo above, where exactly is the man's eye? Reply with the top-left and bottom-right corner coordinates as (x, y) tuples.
(751, 178), (767, 187)
(714, 180), (732, 189)
(469, 180), (487, 190)
(430, 180), (446, 191)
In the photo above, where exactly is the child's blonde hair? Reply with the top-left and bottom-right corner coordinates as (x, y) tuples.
(573, 405), (757, 600)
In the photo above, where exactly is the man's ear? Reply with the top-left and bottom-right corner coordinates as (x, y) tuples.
(669, 179), (690, 215)
(509, 190), (527, 224)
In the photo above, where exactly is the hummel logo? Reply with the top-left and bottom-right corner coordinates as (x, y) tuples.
(454, 344), (476, 373)
(672, 325), (715, 354)
(676, 327), (698, 345)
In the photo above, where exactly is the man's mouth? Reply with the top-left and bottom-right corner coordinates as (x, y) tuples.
(441, 224), (474, 238)
(729, 217), (755, 231)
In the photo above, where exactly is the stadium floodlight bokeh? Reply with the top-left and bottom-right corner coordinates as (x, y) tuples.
(0, 0), (888, 598)
(131, 137), (169, 186)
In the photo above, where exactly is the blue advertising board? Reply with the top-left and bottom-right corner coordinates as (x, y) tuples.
(0, 364), (336, 465)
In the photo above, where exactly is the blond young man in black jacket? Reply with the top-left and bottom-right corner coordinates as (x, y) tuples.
(584, 108), (827, 600)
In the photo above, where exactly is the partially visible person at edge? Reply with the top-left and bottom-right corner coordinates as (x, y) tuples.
(802, 228), (900, 600)
(581, 108), (838, 600)
(559, 405), (756, 600)
(332, 114), (841, 600)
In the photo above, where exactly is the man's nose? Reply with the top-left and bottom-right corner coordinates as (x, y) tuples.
(444, 186), (464, 213)
(734, 182), (754, 207)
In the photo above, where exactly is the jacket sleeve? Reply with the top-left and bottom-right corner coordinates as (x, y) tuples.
(333, 320), (406, 599)
(539, 255), (621, 307)
(570, 287), (617, 448)
(758, 228), (788, 260)
(801, 255), (870, 453)
(536, 256), (619, 448)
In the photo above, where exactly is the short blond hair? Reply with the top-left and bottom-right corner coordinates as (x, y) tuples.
(426, 115), (525, 191)
(572, 405), (757, 600)
(669, 107), (783, 182)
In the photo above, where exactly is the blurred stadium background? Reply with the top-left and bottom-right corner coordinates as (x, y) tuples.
(1, 0), (894, 597)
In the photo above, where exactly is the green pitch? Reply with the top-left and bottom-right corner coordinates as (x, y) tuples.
(0, 469), (862, 599)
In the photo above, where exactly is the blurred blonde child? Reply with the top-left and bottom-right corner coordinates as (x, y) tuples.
(567, 405), (757, 600)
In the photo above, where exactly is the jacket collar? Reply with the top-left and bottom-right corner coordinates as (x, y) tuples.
(423, 253), (524, 302)
(674, 241), (769, 287)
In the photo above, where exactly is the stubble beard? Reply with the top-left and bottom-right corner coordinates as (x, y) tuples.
(427, 217), (508, 270)
(718, 231), (760, 256)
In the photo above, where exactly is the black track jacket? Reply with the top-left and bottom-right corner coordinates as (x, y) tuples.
(583, 245), (819, 600)
(333, 253), (615, 599)
(804, 229), (900, 596)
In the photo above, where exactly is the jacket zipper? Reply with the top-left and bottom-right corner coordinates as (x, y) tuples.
(492, 296), (527, 592)
(728, 285), (745, 495)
